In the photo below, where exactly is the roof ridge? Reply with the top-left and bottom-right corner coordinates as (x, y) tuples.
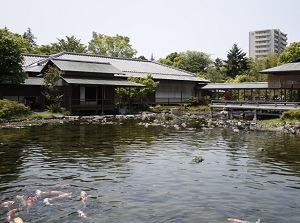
(62, 51), (151, 62)
(37, 51), (66, 65)
(51, 58), (111, 65)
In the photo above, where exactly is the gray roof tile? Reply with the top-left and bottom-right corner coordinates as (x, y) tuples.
(23, 52), (209, 83)
(260, 62), (300, 74)
(201, 82), (268, 89)
(62, 76), (145, 87)
(50, 59), (123, 74)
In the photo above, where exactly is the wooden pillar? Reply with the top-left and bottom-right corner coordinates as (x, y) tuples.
(101, 86), (105, 115)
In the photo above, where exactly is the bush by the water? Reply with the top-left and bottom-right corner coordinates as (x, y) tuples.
(0, 99), (30, 119)
(280, 109), (300, 121)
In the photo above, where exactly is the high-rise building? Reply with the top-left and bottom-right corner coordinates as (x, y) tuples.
(249, 29), (287, 59)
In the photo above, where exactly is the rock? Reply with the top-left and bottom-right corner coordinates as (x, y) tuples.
(192, 156), (205, 163)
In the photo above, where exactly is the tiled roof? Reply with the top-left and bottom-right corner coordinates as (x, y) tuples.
(22, 52), (209, 83)
(50, 59), (123, 74)
(22, 54), (48, 67)
(260, 62), (300, 74)
(62, 76), (145, 87)
(201, 82), (268, 90)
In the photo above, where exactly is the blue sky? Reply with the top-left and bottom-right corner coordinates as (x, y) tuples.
(1, 0), (300, 60)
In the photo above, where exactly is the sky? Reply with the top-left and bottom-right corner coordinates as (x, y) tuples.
(1, 0), (300, 60)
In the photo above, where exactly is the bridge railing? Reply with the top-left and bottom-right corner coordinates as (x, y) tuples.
(210, 100), (300, 108)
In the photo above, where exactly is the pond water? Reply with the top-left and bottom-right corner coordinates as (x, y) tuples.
(0, 118), (300, 223)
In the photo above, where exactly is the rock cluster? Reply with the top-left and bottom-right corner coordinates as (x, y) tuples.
(1, 110), (300, 135)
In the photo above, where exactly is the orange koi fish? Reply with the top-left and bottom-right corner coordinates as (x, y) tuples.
(6, 208), (18, 222)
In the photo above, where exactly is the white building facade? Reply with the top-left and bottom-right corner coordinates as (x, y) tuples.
(249, 29), (288, 59)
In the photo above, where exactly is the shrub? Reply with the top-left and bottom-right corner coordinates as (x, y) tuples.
(280, 109), (300, 121)
(0, 99), (31, 119)
(184, 96), (198, 106)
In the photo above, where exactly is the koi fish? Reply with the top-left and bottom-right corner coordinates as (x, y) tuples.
(35, 189), (64, 198)
(15, 195), (27, 207)
(27, 196), (35, 209)
(50, 192), (72, 200)
(0, 200), (15, 207)
(80, 191), (87, 207)
(13, 217), (24, 223)
(6, 208), (18, 222)
(228, 218), (260, 223)
(77, 210), (87, 218)
(43, 192), (72, 205)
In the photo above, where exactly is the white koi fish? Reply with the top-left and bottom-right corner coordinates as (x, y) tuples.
(43, 192), (72, 205)
(228, 218), (260, 223)
(80, 191), (87, 207)
(0, 200), (15, 207)
(35, 189), (65, 198)
(77, 210), (87, 218)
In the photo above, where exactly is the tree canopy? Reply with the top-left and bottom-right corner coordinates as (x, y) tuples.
(158, 51), (212, 73)
(116, 74), (159, 105)
(88, 32), (137, 58)
(0, 28), (29, 84)
(223, 43), (249, 78)
(278, 42), (300, 65)
(52, 36), (87, 53)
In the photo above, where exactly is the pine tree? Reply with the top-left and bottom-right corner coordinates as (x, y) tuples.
(23, 27), (37, 47)
(224, 43), (249, 78)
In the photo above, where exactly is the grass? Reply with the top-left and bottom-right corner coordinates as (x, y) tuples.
(7, 111), (65, 120)
(152, 105), (210, 111)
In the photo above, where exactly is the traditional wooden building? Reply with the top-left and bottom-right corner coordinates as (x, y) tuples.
(260, 58), (300, 101)
(2, 52), (209, 114)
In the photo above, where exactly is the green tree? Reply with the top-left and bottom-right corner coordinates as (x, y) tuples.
(197, 67), (226, 83)
(31, 44), (58, 55)
(0, 28), (29, 85)
(43, 66), (63, 112)
(278, 42), (300, 65)
(52, 36), (87, 53)
(88, 32), (137, 58)
(223, 43), (249, 78)
(158, 52), (180, 66)
(214, 57), (223, 70)
(158, 51), (212, 73)
(116, 74), (159, 106)
(23, 27), (37, 47)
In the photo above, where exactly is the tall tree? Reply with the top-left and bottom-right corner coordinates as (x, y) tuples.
(52, 36), (87, 53)
(223, 43), (249, 78)
(0, 28), (29, 85)
(88, 32), (137, 58)
(23, 27), (37, 47)
(278, 42), (300, 65)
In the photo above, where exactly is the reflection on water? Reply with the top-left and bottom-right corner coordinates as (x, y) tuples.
(0, 119), (300, 222)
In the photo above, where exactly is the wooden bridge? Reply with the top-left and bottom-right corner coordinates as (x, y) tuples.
(210, 100), (300, 119)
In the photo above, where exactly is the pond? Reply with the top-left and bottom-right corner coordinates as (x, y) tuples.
(0, 117), (300, 222)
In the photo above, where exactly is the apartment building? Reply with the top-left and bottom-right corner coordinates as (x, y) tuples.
(249, 29), (287, 59)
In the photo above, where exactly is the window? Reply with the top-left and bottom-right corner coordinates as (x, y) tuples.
(85, 87), (96, 101)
